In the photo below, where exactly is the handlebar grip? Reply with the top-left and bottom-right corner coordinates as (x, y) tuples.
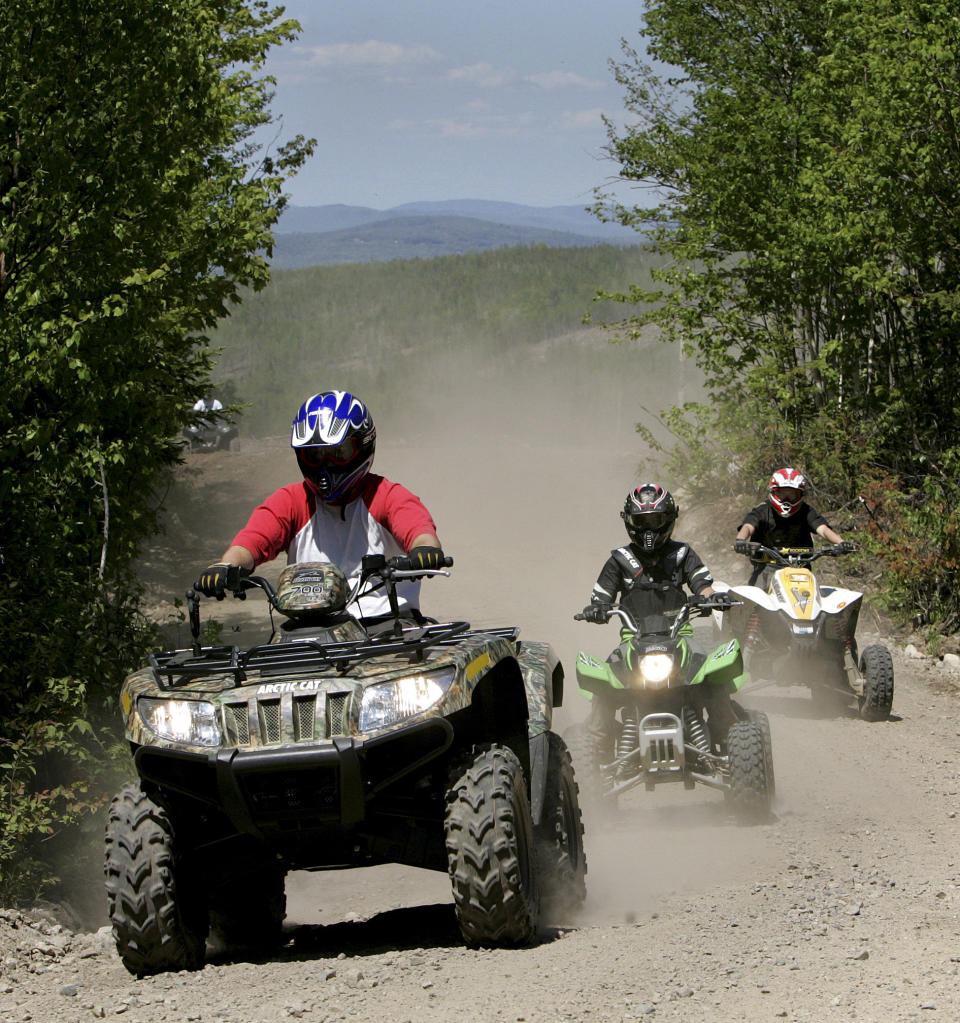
(386, 554), (453, 571)
(573, 613), (585, 621)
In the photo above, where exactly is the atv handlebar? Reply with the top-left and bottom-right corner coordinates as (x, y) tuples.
(187, 556), (455, 607)
(185, 556), (454, 654)
(574, 594), (742, 631)
(732, 542), (855, 565)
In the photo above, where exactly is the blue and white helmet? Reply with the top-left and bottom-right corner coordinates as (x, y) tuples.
(291, 391), (376, 503)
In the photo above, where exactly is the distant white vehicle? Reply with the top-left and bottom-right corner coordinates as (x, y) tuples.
(184, 396), (235, 452)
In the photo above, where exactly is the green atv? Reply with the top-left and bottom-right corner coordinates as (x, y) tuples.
(105, 556), (586, 976)
(570, 595), (773, 823)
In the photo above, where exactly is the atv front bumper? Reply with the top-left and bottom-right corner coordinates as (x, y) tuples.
(134, 715), (454, 837)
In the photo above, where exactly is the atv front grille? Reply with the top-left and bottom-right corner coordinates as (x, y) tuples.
(293, 695), (315, 740)
(259, 699), (282, 743)
(327, 693), (348, 735)
(639, 712), (684, 776)
(226, 703), (251, 744)
(222, 690), (353, 748)
(650, 736), (676, 764)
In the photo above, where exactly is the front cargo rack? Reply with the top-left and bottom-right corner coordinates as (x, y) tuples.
(149, 620), (476, 689)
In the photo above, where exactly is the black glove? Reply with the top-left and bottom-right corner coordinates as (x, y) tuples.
(734, 539), (757, 556)
(582, 603), (611, 624)
(687, 592), (707, 606)
(195, 562), (242, 599)
(837, 541), (856, 554)
(407, 546), (446, 571)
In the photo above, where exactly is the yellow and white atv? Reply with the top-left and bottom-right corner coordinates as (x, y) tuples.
(712, 543), (893, 720)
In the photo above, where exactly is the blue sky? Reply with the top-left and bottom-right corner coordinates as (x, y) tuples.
(262, 0), (649, 210)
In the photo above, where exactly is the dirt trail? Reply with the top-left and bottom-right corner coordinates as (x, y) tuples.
(5, 428), (960, 1023)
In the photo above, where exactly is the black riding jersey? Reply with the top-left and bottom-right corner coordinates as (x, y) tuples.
(739, 501), (829, 550)
(590, 539), (713, 620)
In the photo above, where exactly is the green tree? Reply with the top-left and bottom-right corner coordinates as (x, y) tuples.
(0, 0), (313, 899)
(597, 0), (960, 625)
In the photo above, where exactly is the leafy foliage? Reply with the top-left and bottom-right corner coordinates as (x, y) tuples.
(598, 0), (960, 629)
(859, 464), (960, 628)
(0, 0), (313, 900)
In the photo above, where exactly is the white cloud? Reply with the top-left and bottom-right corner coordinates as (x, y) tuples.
(447, 63), (605, 93)
(302, 40), (442, 69)
(447, 62), (518, 88)
(526, 70), (605, 90)
(559, 107), (606, 130)
(389, 112), (536, 138)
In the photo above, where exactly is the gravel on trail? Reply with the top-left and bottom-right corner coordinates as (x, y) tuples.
(5, 438), (960, 1023)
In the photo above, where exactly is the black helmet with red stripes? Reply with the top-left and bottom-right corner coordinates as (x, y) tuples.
(622, 483), (678, 553)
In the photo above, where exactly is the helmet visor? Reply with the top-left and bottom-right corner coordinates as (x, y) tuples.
(625, 511), (673, 530)
(297, 436), (364, 468)
(772, 487), (802, 504)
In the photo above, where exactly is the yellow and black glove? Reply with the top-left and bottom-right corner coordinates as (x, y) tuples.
(195, 562), (242, 599)
(407, 546), (446, 571)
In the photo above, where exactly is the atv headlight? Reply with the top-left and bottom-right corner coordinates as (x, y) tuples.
(637, 653), (675, 689)
(138, 698), (221, 747)
(358, 668), (456, 733)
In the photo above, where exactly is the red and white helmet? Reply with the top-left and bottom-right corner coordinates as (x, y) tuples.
(768, 467), (806, 517)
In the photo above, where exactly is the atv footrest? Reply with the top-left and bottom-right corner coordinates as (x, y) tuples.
(639, 713), (685, 779)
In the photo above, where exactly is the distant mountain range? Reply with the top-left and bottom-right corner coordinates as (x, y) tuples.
(270, 200), (646, 269)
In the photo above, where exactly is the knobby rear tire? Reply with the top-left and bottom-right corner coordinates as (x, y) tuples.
(746, 709), (776, 799)
(859, 644), (894, 721)
(726, 720), (771, 824)
(445, 744), (540, 946)
(535, 733), (587, 921)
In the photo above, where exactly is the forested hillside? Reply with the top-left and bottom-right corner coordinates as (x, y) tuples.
(212, 244), (694, 438)
(275, 200), (642, 238)
(271, 216), (636, 269)
(271, 201), (644, 268)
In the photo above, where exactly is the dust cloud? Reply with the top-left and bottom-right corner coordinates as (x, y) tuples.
(285, 332), (749, 927)
(146, 325), (745, 929)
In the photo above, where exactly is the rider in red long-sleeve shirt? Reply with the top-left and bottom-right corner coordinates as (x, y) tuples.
(194, 390), (444, 619)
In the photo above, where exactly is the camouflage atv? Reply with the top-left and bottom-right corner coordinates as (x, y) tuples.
(104, 556), (586, 975)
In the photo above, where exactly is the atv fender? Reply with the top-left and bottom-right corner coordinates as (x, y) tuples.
(515, 642), (564, 827)
(710, 581), (732, 633)
(689, 637), (747, 692)
(473, 642), (561, 828)
(725, 582), (776, 607)
(516, 640), (563, 737)
(710, 580), (776, 630)
(574, 650), (623, 701)
(711, 582), (779, 639)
